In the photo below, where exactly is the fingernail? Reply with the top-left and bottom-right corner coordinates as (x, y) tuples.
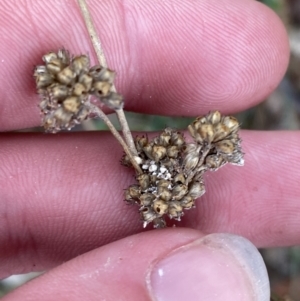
(147, 233), (270, 301)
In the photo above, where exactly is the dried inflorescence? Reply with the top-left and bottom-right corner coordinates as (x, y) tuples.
(34, 49), (123, 133)
(123, 111), (244, 228)
(33, 49), (244, 229)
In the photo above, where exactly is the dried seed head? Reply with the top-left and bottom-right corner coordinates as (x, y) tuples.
(34, 49), (123, 132)
(122, 112), (244, 228)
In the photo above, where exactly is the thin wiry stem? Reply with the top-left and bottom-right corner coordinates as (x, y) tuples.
(77, 0), (138, 157)
(77, 0), (108, 68)
(91, 105), (142, 174)
(115, 109), (138, 155)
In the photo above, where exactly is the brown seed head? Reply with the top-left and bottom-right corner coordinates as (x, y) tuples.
(34, 49), (121, 132)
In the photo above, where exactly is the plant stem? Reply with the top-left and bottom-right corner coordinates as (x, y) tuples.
(77, 0), (108, 68)
(115, 109), (138, 156)
(91, 105), (142, 174)
(77, 0), (138, 157)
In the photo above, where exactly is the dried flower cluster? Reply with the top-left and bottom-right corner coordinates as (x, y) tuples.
(34, 49), (244, 229)
(34, 49), (123, 133)
(123, 111), (244, 228)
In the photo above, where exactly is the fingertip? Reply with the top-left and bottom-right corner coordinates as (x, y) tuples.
(121, 0), (290, 115)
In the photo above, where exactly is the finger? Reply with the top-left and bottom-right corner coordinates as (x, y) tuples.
(0, 130), (299, 278)
(1, 230), (270, 301)
(0, 0), (289, 130)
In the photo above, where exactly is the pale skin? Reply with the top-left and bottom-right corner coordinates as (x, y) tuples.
(0, 0), (298, 300)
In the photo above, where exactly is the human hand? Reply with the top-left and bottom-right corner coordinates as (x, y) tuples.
(0, 0), (296, 300)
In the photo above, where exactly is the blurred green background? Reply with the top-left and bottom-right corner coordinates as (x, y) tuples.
(1, 0), (300, 300)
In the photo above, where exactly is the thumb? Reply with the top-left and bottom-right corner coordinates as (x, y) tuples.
(2, 229), (269, 301)
(149, 232), (270, 301)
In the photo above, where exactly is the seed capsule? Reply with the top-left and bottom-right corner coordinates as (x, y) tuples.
(73, 83), (86, 96)
(54, 107), (72, 124)
(140, 207), (156, 226)
(152, 145), (167, 162)
(188, 181), (205, 199)
(63, 96), (81, 113)
(57, 49), (70, 65)
(127, 185), (140, 199)
(140, 193), (155, 206)
(78, 73), (93, 91)
(137, 174), (150, 191)
(198, 124), (214, 143)
(172, 184), (188, 201)
(205, 154), (224, 170)
(215, 139), (235, 154)
(167, 145), (179, 158)
(183, 147), (199, 171)
(93, 81), (111, 97)
(101, 92), (124, 110)
(168, 201), (183, 219)
(159, 131), (171, 146)
(157, 186), (172, 201)
(72, 55), (90, 75)
(46, 58), (64, 74)
(208, 110), (221, 124)
(223, 116), (239, 132)
(89, 66), (115, 83)
(171, 131), (185, 147)
(35, 73), (53, 89)
(142, 144), (153, 159)
(57, 66), (76, 85)
(180, 195), (194, 209)
(213, 123), (230, 141)
(153, 199), (169, 216)
(43, 52), (58, 64)
(51, 84), (69, 100)
(174, 173), (185, 184)
(135, 136), (148, 152)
